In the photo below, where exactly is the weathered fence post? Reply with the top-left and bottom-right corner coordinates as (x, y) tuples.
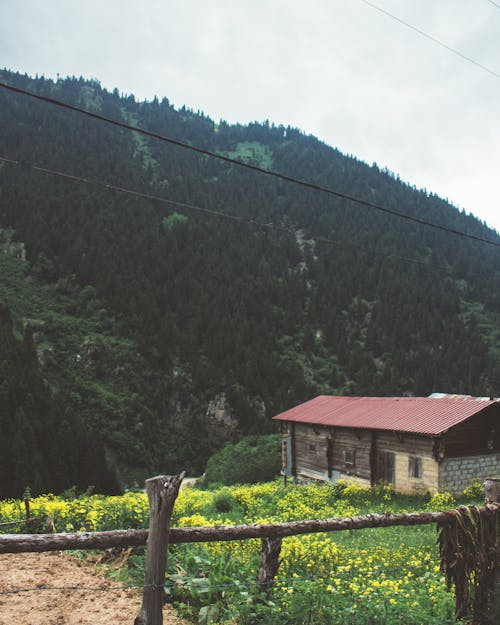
(257, 537), (282, 596)
(484, 477), (500, 616)
(23, 487), (31, 523)
(134, 473), (185, 625)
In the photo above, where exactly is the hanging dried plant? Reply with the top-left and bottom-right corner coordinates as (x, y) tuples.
(438, 505), (498, 623)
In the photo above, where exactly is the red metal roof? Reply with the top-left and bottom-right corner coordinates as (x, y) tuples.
(272, 395), (498, 436)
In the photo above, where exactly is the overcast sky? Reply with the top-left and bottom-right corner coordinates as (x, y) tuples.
(1, 0), (499, 233)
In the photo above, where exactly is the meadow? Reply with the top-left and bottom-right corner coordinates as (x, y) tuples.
(0, 479), (483, 624)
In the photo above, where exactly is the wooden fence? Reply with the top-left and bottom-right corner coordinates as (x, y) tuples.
(1, 475), (500, 625)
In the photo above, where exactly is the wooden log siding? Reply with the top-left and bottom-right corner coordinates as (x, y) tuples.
(293, 424), (372, 481)
(2, 504), (499, 554)
(443, 407), (500, 458)
(373, 431), (435, 457)
(292, 424), (438, 486)
(293, 423), (328, 477)
(332, 428), (371, 479)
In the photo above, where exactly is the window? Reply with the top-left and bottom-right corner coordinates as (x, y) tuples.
(409, 456), (422, 479)
(344, 448), (356, 467)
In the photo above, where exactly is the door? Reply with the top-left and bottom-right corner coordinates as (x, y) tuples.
(282, 436), (293, 476)
(326, 437), (334, 479)
(375, 450), (395, 485)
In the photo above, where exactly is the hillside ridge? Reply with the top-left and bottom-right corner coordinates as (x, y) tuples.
(0, 68), (499, 493)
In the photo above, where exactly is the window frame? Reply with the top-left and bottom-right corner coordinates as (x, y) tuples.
(344, 447), (356, 468)
(408, 455), (423, 479)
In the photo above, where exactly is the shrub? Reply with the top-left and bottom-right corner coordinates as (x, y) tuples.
(462, 477), (484, 500)
(425, 490), (455, 511)
(329, 479), (349, 499)
(341, 482), (370, 504)
(370, 480), (394, 502)
(204, 435), (280, 485)
(214, 488), (236, 513)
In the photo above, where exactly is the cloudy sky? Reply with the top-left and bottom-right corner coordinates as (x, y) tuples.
(1, 0), (499, 232)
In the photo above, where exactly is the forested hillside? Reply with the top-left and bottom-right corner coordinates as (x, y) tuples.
(0, 302), (119, 497)
(0, 69), (499, 491)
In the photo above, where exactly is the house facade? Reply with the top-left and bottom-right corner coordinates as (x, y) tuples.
(273, 395), (500, 495)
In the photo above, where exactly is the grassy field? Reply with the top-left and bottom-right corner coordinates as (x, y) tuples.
(1, 479), (484, 624)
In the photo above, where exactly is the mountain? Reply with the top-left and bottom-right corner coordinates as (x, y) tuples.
(0, 69), (499, 490)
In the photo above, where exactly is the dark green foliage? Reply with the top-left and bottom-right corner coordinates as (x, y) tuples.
(205, 435), (281, 485)
(0, 69), (499, 491)
(0, 303), (120, 498)
(213, 487), (236, 513)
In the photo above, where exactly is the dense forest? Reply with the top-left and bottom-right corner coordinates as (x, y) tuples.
(0, 69), (499, 495)
(0, 303), (119, 497)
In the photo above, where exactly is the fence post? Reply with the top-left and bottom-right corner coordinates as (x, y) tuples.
(134, 473), (184, 625)
(23, 486), (31, 523)
(257, 537), (282, 596)
(484, 477), (500, 616)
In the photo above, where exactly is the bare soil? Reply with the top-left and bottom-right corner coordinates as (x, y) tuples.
(0, 552), (186, 625)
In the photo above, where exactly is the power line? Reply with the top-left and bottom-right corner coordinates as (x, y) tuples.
(0, 80), (498, 248)
(359, 0), (500, 80)
(0, 155), (272, 228)
(0, 155), (479, 276)
(486, 0), (500, 9)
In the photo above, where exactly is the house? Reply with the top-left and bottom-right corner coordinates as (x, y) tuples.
(273, 395), (500, 495)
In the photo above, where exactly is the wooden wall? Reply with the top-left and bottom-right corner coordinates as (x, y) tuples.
(373, 431), (434, 456)
(442, 404), (500, 458)
(292, 423), (373, 482)
(283, 422), (440, 493)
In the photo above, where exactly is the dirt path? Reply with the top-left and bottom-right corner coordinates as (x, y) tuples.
(0, 552), (185, 625)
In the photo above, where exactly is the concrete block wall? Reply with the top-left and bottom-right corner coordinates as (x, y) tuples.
(439, 454), (500, 495)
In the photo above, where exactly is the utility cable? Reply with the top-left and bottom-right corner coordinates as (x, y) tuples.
(359, 0), (500, 80)
(0, 155), (481, 276)
(486, 0), (500, 9)
(0, 81), (498, 248)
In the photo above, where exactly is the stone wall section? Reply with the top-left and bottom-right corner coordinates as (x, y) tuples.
(439, 454), (500, 495)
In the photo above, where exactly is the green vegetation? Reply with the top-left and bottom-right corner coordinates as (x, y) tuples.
(223, 141), (274, 169)
(0, 227), (214, 495)
(162, 212), (189, 231)
(204, 434), (281, 486)
(1, 480), (484, 623)
(460, 295), (500, 387)
(0, 299), (119, 497)
(0, 68), (499, 495)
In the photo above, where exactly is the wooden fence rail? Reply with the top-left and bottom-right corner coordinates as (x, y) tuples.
(0, 517), (40, 528)
(2, 505), (499, 554)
